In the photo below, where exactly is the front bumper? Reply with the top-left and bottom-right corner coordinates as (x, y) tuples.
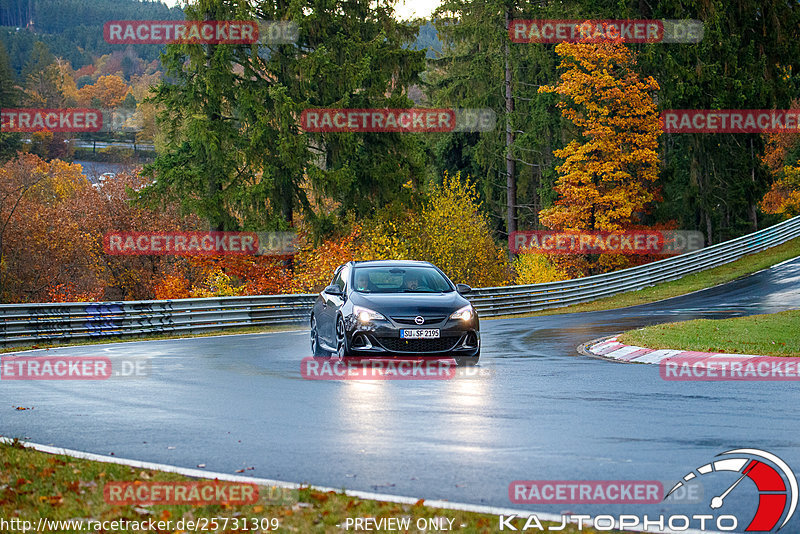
(344, 314), (480, 357)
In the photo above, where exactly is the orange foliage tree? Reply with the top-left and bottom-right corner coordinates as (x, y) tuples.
(538, 41), (662, 275)
(154, 255), (296, 299)
(77, 75), (131, 108)
(84, 172), (203, 300)
(760, 103), (800, 218)
(760, 165), (800, 218)
(0, 154), (103, 302)
(292, 226), (363, 293)
(0, 154), (200, 302)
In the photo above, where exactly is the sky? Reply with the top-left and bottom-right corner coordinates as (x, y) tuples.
(394, 0), (441, 19)
(160, 0), (442, 20)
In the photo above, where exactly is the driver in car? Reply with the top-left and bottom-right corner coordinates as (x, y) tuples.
(356, 271), (372, 292)
(403, 272), (421, 291)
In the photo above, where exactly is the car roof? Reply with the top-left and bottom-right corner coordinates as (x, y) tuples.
(351, 260), (434, 268)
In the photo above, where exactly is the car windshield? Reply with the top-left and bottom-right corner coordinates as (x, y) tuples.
(353, 266), (453, 293)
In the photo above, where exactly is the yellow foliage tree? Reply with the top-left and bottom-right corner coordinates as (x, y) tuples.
(361, 172), (509, 287)
(189, 268), (244, 298)
(513, 252), (569, 285)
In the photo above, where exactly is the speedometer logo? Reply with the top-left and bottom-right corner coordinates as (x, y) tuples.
(666, 449), (798, 531)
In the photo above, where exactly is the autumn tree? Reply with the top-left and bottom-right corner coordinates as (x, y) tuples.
(538, 41), (661, 274)
(512, 253), (568, 285)
(361, 172), (509, 287)
(0, 154), (201, 302)
(77, 74), (130, 108)
(82, 172), (203, 301)
(760, 166), (800, 218)
(0, 154), (101, 302)
(759, 105), (800, 219)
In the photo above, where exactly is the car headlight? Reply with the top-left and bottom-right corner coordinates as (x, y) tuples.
(450, 305), (474, 321)
(353, 305), (386, 323)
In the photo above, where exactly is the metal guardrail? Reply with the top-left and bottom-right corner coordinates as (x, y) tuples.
(469, 215), (800, 316)
(1, 215), (799, 347)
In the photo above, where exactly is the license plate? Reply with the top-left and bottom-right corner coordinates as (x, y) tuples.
(400, 329), (440, 339)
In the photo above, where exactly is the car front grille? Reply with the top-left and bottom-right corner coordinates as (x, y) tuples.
(391, 316), (447, 325)
(375, 336), (461, 353)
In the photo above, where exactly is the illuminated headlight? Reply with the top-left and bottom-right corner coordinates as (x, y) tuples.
(450, 305), (474, 321)
(353, 305), (385, 323)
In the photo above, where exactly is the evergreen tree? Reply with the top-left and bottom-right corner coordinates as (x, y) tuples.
(142, 0), (426, 234)
(0, 39), (21, 162)
(637, 0), (800, 241)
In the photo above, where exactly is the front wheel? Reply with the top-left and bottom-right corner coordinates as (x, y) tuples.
(310, 315), (328, 358)
(335, 316), (350, 358)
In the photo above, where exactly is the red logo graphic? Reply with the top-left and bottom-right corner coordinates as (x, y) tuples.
(301, 357), (459, 380)
(661, 356), (800, 381)
(666, 449), (797, 531)
(510, 20), (663, 43)
(510, 19), (703, 43)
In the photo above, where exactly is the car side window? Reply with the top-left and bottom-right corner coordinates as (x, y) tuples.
(331, 271), (343, 290)
(337, 266), (350, 291)
(331, 265), (348, 292)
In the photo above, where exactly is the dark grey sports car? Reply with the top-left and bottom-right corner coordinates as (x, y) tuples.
(310, 260), (480, 365)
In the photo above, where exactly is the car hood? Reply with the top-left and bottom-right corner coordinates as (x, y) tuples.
(351, 291), (469, 316)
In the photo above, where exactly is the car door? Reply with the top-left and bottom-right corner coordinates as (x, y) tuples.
(319, 266), (348, 345)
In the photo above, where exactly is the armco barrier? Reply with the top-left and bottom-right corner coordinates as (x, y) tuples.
(1, 216), (799, 347)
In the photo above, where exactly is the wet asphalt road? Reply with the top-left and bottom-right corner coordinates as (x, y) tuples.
(2, 257), (800, 530)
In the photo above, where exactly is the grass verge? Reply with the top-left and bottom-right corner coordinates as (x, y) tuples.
(497, 236), (800, 318)
(617, 309), (800, 357)
(0, 440), (614, 533)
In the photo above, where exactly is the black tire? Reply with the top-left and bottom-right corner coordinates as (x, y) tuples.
(310, 315), (329, 358)
(335, 315), (350, 358)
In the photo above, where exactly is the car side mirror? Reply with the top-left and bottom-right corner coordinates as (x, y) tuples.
(456, 283), (472, 294)
(324, 284), (343, 296)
